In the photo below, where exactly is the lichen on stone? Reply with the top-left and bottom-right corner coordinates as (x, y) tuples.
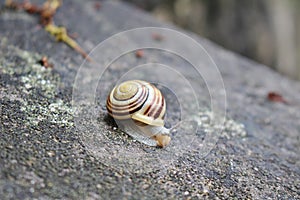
(0, 42), (74, 127)
(191, 111), (247, 139)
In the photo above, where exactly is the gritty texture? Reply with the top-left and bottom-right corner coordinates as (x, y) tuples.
(0, 0), (300, 199)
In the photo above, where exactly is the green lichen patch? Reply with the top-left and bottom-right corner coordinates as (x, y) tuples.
(191, 111), (247, 139)
(0, 41), (74, 128)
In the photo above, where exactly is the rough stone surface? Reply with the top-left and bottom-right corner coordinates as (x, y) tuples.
(0, 1), (300, 199)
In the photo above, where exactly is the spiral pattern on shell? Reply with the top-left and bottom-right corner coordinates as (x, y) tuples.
(106, 80), (166, 126)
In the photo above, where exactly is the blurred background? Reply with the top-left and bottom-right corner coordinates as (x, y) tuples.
(123, 0), (300, 80)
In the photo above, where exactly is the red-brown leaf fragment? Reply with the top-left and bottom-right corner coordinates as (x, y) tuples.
(135, 50), (144, 58)
(267, 92), (288, 104)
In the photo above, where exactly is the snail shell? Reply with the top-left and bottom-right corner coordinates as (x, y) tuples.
(106, 80), (170, 147)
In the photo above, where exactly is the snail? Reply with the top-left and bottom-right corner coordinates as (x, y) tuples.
(106, 80), (171, 147)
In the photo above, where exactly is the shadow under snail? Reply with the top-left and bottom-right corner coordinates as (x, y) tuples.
(106, 80), (171, 147)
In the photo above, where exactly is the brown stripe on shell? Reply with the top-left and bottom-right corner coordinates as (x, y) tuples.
(107, 100), (146, 116)
(106, 86), (149, 117)
(143, 84), (159, 116)
(153, 95), (164, 119)
(146, 86), (161, 117)
(107, 92), (148, 115)
(108, 86), (147, 110)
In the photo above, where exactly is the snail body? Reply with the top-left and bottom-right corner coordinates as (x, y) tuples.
(106, 80), (170, 147)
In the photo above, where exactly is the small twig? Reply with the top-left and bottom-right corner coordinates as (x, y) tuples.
(5, 0), (91, 62)
(45, 24), (92, 61)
